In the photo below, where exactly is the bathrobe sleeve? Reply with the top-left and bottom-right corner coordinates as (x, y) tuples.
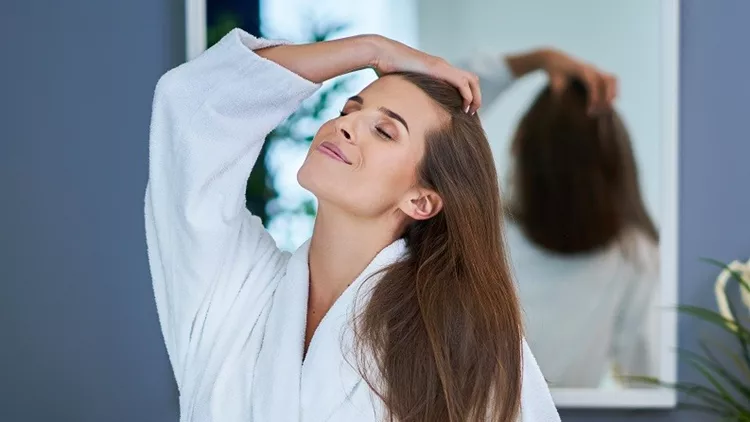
(144, 28), (319, 388)
(456, 52), (517, 109)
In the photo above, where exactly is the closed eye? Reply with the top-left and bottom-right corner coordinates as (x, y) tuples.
(376, 127), (393, 140)
(340, 109), (393, 140)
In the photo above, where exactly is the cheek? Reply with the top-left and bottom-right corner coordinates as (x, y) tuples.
(364, 151), (416, 194)
(298, 143), (419, 217)
(351, 148), (418, 211)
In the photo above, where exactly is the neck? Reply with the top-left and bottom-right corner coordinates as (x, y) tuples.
(308, 203), (401, 305)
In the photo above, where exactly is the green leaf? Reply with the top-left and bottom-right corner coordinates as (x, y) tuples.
(716, 342), (750, 380)
(686, 344), (750, 400)
(624, 375), (660, 385)
(725, 290), (750, 372)
(643, 258), (750, 420)
(678, 402), (734, 418)
(678, 305), (750, 340)
(626, 376), (740, 414)
(309, 21), (349, 42)
(690, 259), (750, 370)
(688, 357), (750, 414)
(680, 386), (741, 415)
(207, 12), (242, 48)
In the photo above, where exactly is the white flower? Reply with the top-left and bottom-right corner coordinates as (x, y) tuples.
(714, 258), (750, 332)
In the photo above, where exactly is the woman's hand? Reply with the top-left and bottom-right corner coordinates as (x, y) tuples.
(506, 48), (617, 115)
(540, 48), (617, 114)
(369, 35), (482, 114)
(258, 34), (481, 114)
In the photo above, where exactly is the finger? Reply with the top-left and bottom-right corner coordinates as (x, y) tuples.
(583, 72), (602, 115)
(452, 74), (474, 114)
(605, 74), (618, 106)
(600, 74), (613, 110)
(595, 75), (610, 112)
(466, 72), (482, 114)
(426, 59), (472, 112)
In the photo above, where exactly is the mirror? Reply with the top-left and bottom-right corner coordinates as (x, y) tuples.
(417, 0), (679, 409)
(187, 0), (678, 408)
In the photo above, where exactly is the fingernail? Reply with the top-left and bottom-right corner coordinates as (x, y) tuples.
(465, 106), (470, 114)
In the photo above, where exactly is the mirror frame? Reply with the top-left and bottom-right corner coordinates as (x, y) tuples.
(184, 0), (680, 409)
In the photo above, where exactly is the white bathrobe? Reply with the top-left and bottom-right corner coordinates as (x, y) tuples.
(145, 28), (560, 422)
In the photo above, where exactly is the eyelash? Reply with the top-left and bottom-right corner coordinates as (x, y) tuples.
(338, 110), (393, 140)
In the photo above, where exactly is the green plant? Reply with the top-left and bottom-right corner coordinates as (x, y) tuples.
(207, 12), (242, 48)
(632, 258), (750, 420)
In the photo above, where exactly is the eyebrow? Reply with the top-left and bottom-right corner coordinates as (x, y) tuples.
(346, 95), (410, 133)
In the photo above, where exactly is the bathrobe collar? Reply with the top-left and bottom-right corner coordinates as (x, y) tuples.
(251, 238), (407, 421)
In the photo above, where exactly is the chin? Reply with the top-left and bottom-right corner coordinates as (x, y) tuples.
(297, 159), (336, 202)
(296, 162), (316, 194)
(298, 162), (361, 216)
(297, 154), (400, 218)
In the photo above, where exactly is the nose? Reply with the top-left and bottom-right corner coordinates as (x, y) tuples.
(336, 116), (356, 144)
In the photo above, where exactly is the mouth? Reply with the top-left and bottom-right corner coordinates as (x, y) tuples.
(316, 141), (352, 165)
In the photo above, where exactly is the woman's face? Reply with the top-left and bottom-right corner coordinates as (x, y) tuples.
(298, 75), (445, 219)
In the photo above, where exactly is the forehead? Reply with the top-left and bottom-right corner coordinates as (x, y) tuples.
(357, 76), (445, 137)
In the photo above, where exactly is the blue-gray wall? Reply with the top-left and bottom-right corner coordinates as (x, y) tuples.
(1, 1), (748, 421)
(0, 1), (184, 421)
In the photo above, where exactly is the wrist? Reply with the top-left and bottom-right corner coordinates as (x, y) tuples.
(506, 48), (552, 78)
(353, 34), (386, 70)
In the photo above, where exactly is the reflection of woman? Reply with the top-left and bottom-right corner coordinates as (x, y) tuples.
(145, 29), (560, 421)
(483, 67), (659, 388)
(506, 80), (660, 388)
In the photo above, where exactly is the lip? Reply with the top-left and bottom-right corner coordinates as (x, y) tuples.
(316, 141), (352, 165)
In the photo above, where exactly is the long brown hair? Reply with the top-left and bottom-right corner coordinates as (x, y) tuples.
(509, 79), (658, 255)
(353, 72), (523, 421)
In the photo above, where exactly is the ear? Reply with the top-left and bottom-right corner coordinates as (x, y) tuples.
(399, 188), (443, 221)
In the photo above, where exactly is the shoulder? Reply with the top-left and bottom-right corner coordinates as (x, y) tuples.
(619, 227), (660, 275)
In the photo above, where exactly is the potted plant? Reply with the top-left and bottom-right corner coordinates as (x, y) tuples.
(634, 258), (750, 420)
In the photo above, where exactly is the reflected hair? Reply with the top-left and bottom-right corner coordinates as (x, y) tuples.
(508, 79), (658, 255)
(352, 72), (523, 422)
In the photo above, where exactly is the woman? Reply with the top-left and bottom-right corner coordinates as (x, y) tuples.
(502, 80), (660, 388)
(145, 28), (566, 421)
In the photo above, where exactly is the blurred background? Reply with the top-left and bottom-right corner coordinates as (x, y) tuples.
(1, 0), (749, 421)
